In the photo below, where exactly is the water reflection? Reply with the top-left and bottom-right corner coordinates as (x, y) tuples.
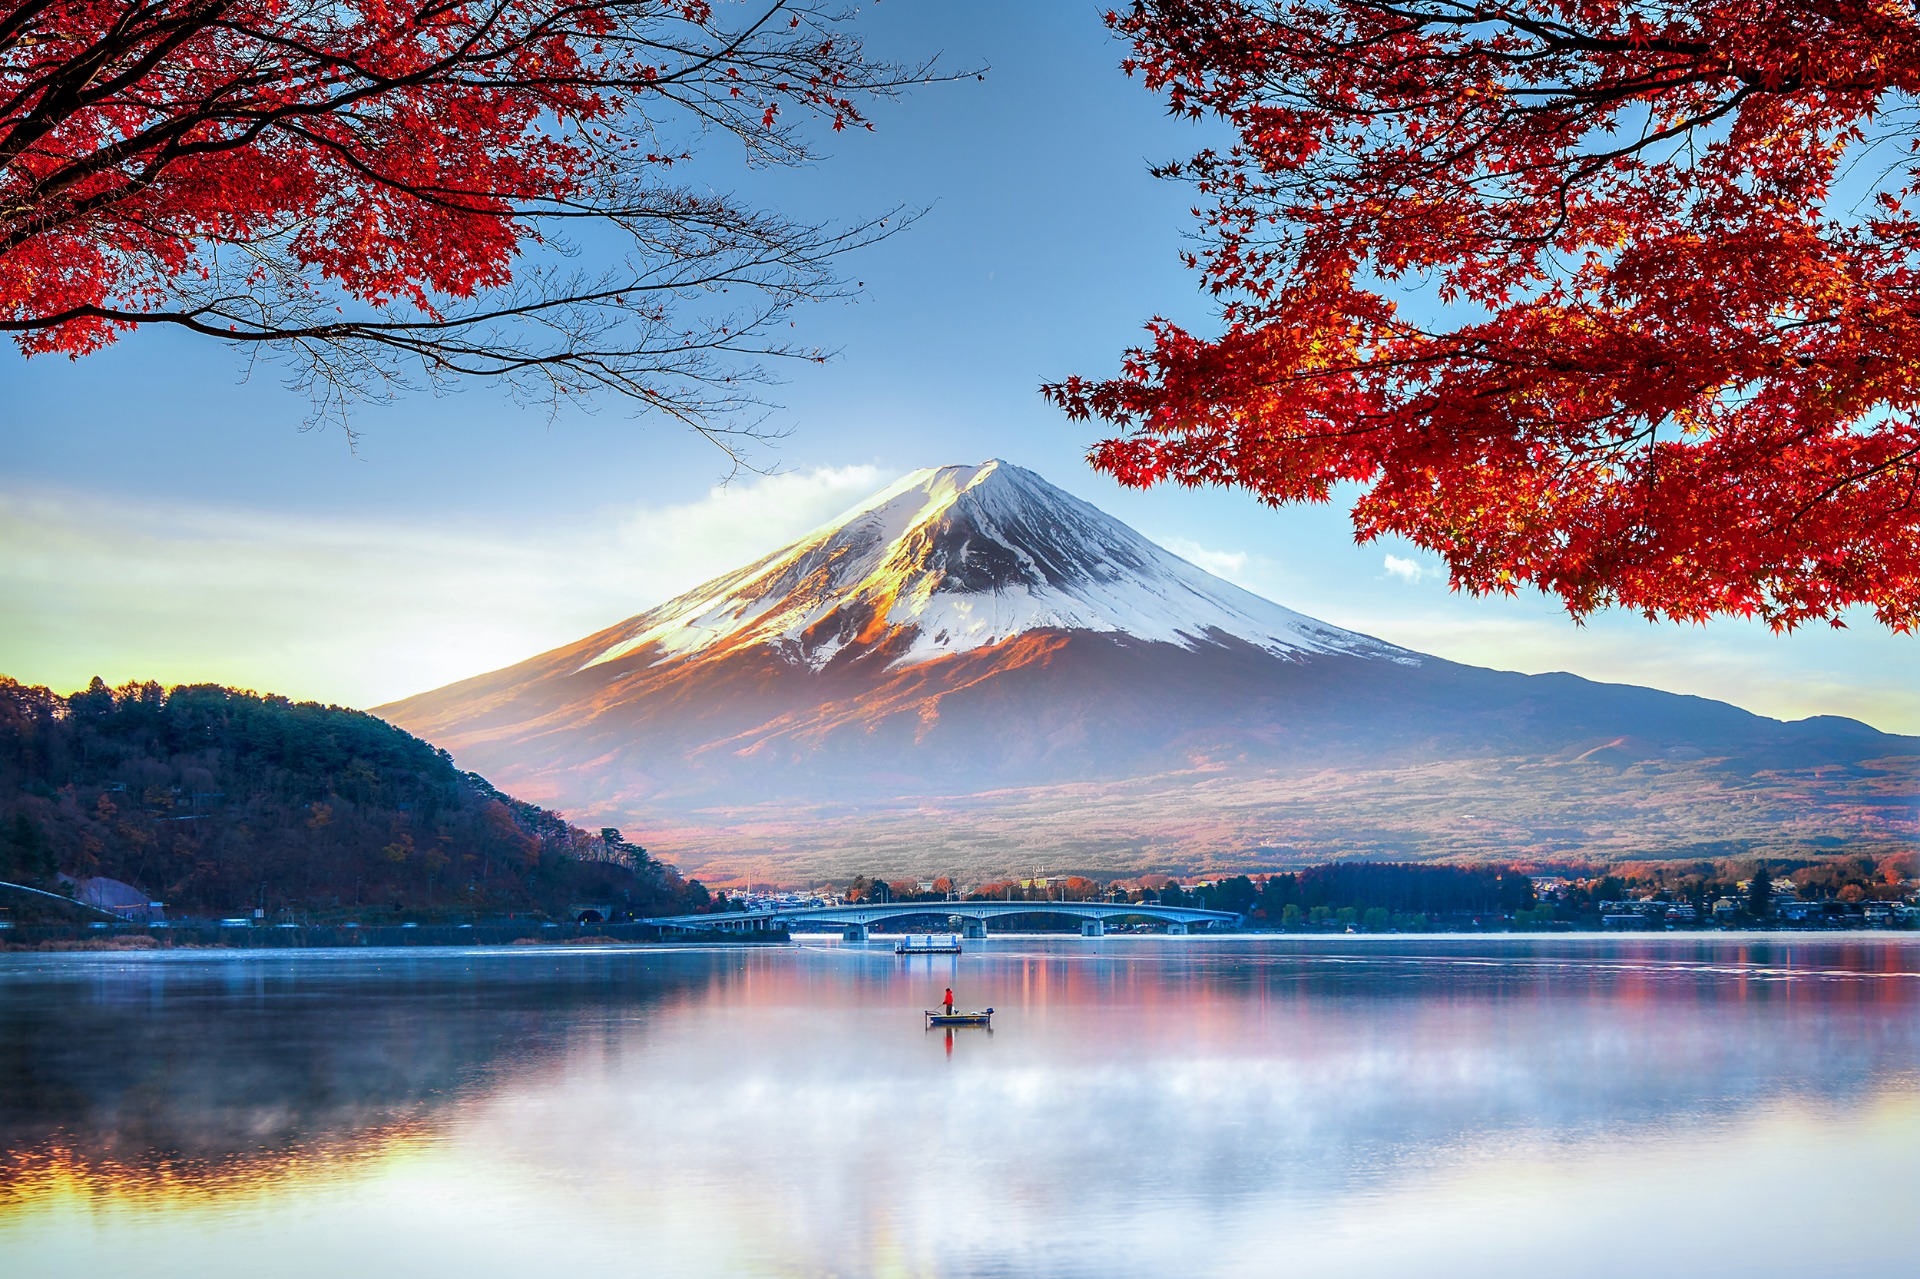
(0, 949), (706, 1188)
(2, 938), (1916, 1278)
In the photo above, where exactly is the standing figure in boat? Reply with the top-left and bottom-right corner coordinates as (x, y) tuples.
(943, 986), (955, 1015)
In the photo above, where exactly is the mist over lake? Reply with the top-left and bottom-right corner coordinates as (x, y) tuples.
(3, 936), (1916, 1279)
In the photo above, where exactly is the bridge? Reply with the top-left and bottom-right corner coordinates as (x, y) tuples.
(643, 899), (1242, 939)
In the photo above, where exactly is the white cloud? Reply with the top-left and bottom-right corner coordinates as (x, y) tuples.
(1382, 554), (1434, 584)
(0, 465), (884, 710)
(610, 464), (884, 586)
(1159, 536), (1250, 583)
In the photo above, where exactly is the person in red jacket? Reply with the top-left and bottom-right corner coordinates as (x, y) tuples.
(942, 987), (955, 1015)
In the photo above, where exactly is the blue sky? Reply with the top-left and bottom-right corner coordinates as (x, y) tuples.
(1, 2), (1913, 731)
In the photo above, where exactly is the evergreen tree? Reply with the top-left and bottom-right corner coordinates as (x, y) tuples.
(1, 813), (54, 887)
(599, 827), (651, 868)
(1748, 863), (1774, 919)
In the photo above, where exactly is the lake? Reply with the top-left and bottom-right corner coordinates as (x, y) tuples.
(2, 936), (1916, 1278)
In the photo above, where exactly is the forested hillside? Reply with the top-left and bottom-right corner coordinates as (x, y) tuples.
(0, 677), (713, 919)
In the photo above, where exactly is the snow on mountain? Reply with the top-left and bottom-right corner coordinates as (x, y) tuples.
(373, 459), (1915, 883)
(579, 460), (1408, 673)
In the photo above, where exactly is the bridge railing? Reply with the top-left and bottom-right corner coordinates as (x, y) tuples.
(645, 901), (1242, 930)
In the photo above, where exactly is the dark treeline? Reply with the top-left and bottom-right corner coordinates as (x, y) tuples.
(836, 853), (1913, 935)
(0, 677), (715, 920)
(846, 863), (1538, 930)
(1254, 863), (1534, 916)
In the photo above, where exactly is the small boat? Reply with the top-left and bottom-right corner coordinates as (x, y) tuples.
(926, 1007), (993, 1027)
(896, 933), (963, 955)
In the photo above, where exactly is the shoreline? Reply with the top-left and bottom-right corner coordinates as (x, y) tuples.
(0, 920), (791, 952)
(2, 923), (1913, 953)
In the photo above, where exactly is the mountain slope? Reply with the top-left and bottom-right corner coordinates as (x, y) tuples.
(377, 462), (1917, 882)
(0, 677), (710, 917)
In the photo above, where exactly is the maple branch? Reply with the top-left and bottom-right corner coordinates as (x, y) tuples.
(0, 0), (971, 439)
(1784, 443), (1920, 530)
(1062, 1), (1920, 630)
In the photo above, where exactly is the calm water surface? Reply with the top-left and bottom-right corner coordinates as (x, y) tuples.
(1, 936), (1916, 1278)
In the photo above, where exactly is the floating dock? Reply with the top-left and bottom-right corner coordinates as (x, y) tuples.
(896, 933), (963, 954)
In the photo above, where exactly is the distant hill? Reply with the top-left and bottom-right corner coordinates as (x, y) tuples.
(378, 461), (1918, 885)
(0, 677), (713, 919)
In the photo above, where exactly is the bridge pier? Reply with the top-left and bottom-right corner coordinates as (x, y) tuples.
(842, 922), (869, 942)
(1080, 919), (1105, 937)
(1166, 922), (1188, 935)
(958, 916), (988, 940)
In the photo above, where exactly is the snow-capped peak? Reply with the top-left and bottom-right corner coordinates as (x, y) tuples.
(579, 460), (1404, 672)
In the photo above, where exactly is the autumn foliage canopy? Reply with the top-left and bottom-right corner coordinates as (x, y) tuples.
(0, 0), (926, 429)
(1047, 1), (1920, 630)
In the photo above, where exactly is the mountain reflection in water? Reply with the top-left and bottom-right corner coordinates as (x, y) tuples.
(1, 937), (1916, 1278)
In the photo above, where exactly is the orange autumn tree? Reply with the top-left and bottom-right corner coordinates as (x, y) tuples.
(0, 1), (934, 437)
(1046, 1), (1920, 629)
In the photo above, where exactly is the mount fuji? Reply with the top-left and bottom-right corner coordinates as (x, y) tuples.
(571, 460), (1400, 673)
(376, 461), (1916, 884)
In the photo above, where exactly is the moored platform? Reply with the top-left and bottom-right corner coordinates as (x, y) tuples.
(897, 933), (963, 954)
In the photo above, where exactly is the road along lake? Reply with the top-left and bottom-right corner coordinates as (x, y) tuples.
(2, 935), (1916, 1277)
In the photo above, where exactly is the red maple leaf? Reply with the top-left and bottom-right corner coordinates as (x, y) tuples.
(0, 1), (936, 435)
(1046, 0), (1920, 632)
